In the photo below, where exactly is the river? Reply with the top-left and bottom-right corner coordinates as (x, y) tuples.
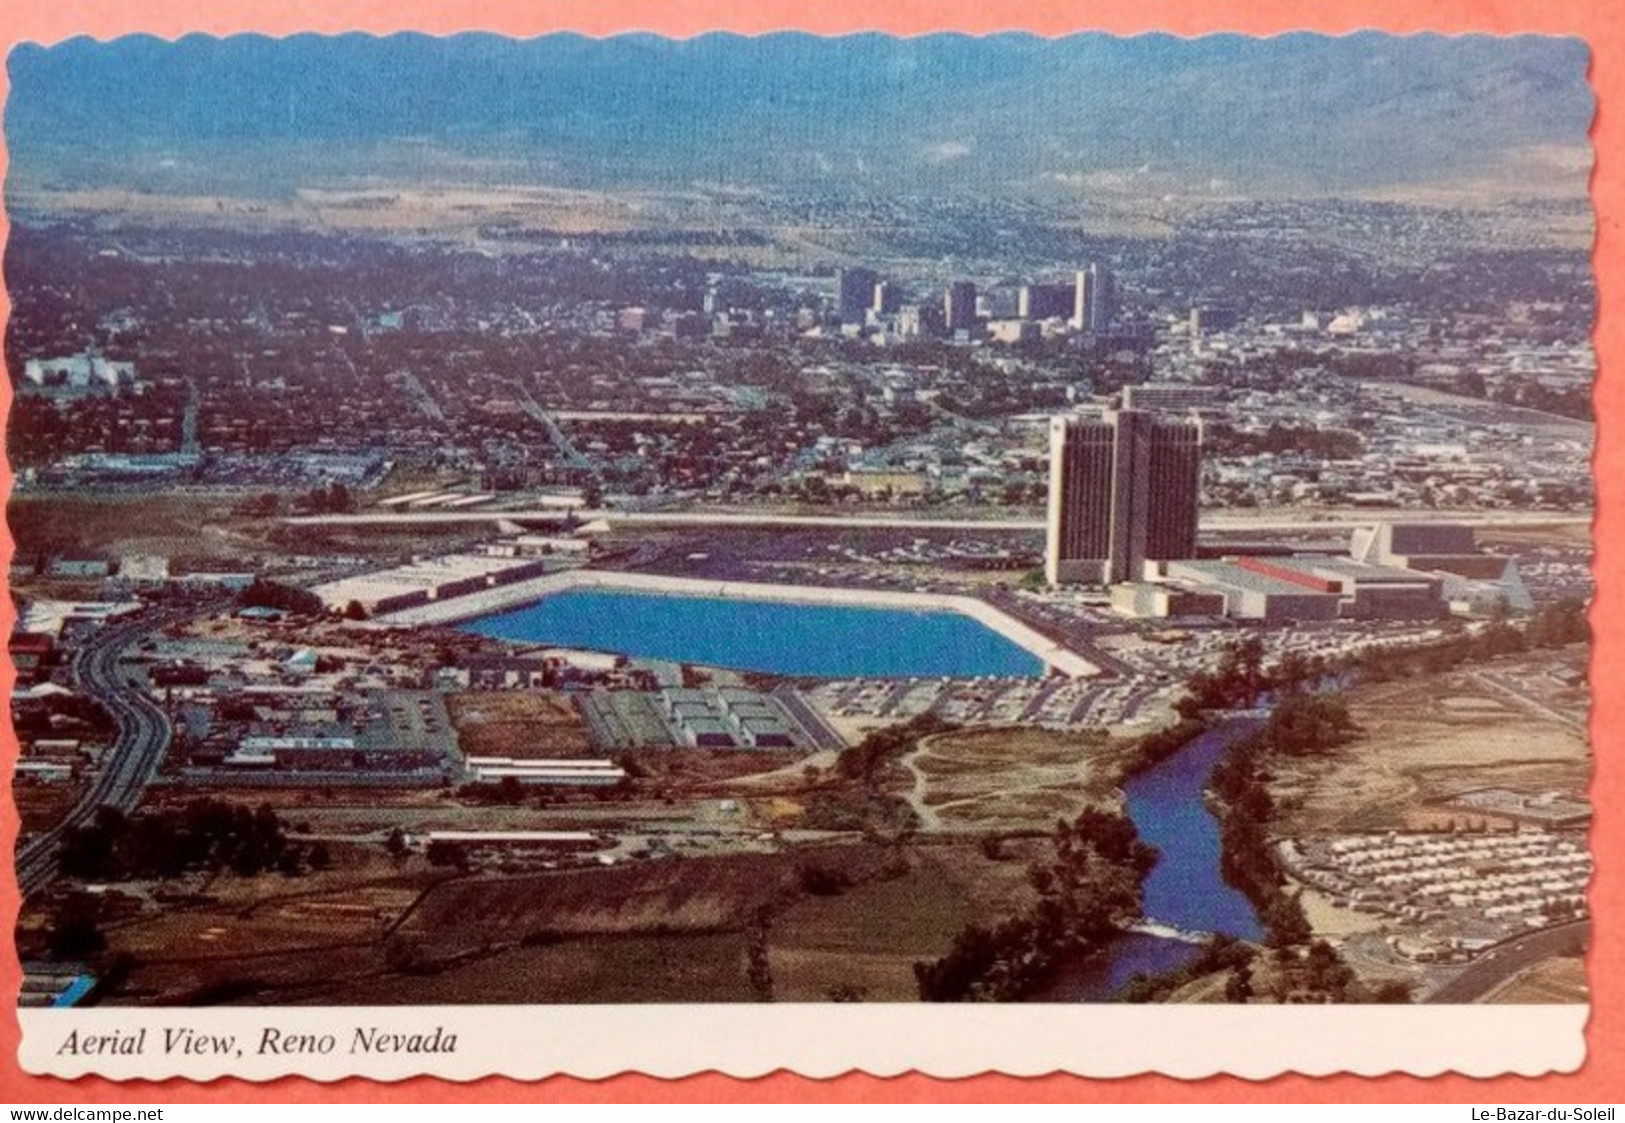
(1044, 715), (1267, 1001)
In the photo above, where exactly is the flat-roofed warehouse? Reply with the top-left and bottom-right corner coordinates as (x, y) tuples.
(1124, 556), (1449, 622)
(422, 830), (603, 850)
(310, 553), (554, 616)
(464, 756), (628, 785)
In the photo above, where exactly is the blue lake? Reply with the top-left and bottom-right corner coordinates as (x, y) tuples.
(460, 588), (1045, 678)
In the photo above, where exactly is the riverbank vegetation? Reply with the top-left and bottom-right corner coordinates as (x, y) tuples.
(1209, 690), (1359, 932)
(1348, 597), (1587, 683)
(792, 712), (956, 834)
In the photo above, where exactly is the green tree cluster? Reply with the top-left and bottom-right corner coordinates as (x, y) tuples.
(237, 578), (326, 617)
(58, 800), (301, 880)
(914, 810), (1157, 1001)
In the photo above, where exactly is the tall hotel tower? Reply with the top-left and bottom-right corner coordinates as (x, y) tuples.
(1072, 263), (1117, 333)
(1045, 409), (1203, 585)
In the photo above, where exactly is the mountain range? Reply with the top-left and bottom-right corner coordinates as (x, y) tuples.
(4, 31), (1594, 200)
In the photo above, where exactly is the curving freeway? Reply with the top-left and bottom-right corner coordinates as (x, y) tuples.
(14, 608), (189, 898)
(1425, 918), (1590, 1004)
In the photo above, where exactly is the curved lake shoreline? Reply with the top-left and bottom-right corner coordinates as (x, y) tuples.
(460, 586), (1049, 679)
(387, 567), (1100, 676)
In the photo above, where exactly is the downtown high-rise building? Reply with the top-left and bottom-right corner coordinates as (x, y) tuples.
(836, 267), (880, 323)
(1045, 409), (1202, 585)
(1072, 263), (1118, 333)
(872, 280), (903, 315)
(1019, 281), (1075, 321)
(944, 281), (978, 334)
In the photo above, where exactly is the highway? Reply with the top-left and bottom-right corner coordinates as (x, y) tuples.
(284, 507), (1592, 533)
(1425, 918), (1590, 1003)
(14, 607), (193, 898)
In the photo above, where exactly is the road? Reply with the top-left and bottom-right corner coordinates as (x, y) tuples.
(14, 607), (195, 898)
(285, 508), (1592, 533)
(1471, 669), (1588, 732)
(1425, 918), (1590, 1003)
(511, 378), (594, 475)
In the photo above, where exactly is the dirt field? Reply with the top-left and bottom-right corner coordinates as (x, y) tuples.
(767, 844), (1039, 1001)
(9, 493), (265, 567)
(105, 879), (418, 966)
(27, 847), (452, 1005)
(445, 691), (595, 758)
(12, 182), (820, 268)
(1270, 653), (1590, 836)
(1478, 523), (1594, 549)
(1297, 888), (1387, 939)
(1482, 956), (1589, 1004)
(397, 853), (794, 951)
(898, 727), (1133, 833)
(50, 834), (1043, 1005)
(314, 930), (759, 1004)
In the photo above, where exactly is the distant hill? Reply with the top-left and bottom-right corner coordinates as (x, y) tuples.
(5, 31), (1594, 200)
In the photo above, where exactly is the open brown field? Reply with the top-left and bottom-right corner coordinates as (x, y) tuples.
(117, 944), (391, 1006)
(767, 844), (1038, 1001)
(10, 181), (824, 268)
(9, 493), (264, 567)
(632, 748), (805, 790)
(1479, 522), (1594, 549)
(393, 848), (876, 951)
(898, 727), (1132, 833)
(1270, 651), (1589, 836)
(142, 786), (466, 818)
(310, 930), (758, 1004)
(10, 183), (647, 238)
(1482, 956), (1588, 1003)
(445, 691), (594, 758)
(42, 835), (1040, 1004)
(103, 879), (419, 966)
(9, 488), (499, 571)
(14, 845), (452, 1005)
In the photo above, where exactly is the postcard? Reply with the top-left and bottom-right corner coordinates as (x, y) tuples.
(1, 0), (1618, 1098)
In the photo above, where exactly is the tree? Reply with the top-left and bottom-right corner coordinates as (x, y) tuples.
(426, 840), (469, 870)
(746, 907), (775, 1002)
(917, 809), (1156, 1001)
(1370, 980), (1414, 1004)
(47, 896), (105, 959)
(1224, 963), (1254, 1004)
(384, 828), (409, 859)
(238, 578), (325, 617)
(1260, 692), (1359, 756)
(1303, 940), (1355, 1000)
(1262, 893), (1313, 949)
